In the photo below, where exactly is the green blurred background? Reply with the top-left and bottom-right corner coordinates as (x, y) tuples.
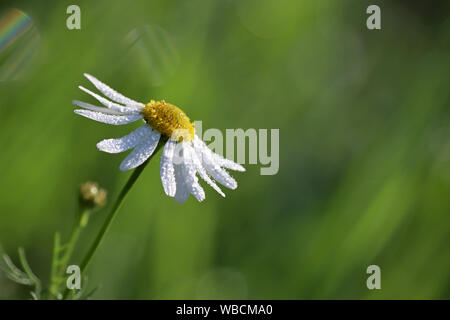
(1, 0), (450, 299)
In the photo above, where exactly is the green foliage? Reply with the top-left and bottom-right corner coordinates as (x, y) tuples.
(1, 248), (41, 299)
(0, 0), (450, 299)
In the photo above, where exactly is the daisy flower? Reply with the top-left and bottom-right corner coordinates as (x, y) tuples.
(73, 73), (245, 203)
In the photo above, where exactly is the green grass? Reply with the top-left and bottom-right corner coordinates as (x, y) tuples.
(0, 0), (450, 299)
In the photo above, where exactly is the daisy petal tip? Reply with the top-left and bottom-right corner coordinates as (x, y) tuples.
(119, 160), (131, 171)
(174, 197), (187, 204)
(195, 194), (206, 202)
(96, 141), (106, 152)
(78, 85), (89, 93)
(164, 188), (176, 198)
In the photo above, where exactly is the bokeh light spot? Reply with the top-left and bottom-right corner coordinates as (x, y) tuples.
(123, 24), (180, 87)
(0, 8), (40, 82)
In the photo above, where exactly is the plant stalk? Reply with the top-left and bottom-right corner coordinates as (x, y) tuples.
(62, 141), (164, 299)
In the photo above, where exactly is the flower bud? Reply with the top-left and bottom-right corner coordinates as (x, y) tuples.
(79, 181), (107, 209)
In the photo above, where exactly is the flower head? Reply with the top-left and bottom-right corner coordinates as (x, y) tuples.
(73, 74), (245, 203)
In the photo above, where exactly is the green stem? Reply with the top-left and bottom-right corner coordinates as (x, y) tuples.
(18, 247), (41, 298)
(48, 209), (90, 299)
(62, 209), (90, 265)
(48, 232), (61, 298)
(62, 141), (164, 299)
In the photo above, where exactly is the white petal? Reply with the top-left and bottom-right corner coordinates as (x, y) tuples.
(193, 138), (237, 189)
(216, 157), (246, 172)
(181, 144), (205, 202)
(97, 125), (150, 154)
(73, 100), (124, 115)
(74, 109), (142, 125)
(78, 86), (141, 114)
(202, 161), (237, 190)
(160, 140), (177, 197)
(193, 135), (245, 172)
(174, 164), (189, 203)
(188, 144), (225, 197)
(84, 73), (144, 108)
(119, 127), (160, 171)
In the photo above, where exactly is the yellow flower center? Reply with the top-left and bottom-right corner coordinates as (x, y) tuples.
(142, 100), (195, 142)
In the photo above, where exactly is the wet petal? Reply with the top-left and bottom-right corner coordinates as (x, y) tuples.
(188, 144), (225, 197)
(216, 157), (246, 172)
(84, 73), (144, 108)
(160, 139), (177, 197)
(79, 86), (141, 114)
(202, 161), (237, 190)
(174, 164), (189, 203)
(73, 100), (125, 115)
(74, 109), (142, 125)
(193, 138), (238, 189)
(97, 125), (150, 154)
(119, 127), (160, 171)
(179, 143), (205, 201)
(193, 135), (245, 172)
